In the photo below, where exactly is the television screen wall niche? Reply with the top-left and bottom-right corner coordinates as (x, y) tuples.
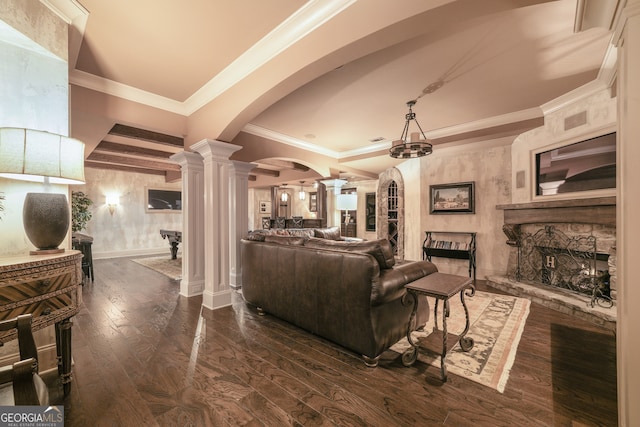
(535, 132), (616, 196)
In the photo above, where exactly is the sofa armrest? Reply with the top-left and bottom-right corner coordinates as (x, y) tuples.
(371, 260), (438, 305)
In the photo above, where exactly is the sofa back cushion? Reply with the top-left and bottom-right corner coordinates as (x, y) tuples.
(264, 235), (308, 246)
(305, 237), (396, 269)
(313, 226), (342, 240)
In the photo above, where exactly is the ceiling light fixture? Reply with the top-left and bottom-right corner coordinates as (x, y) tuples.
(280, 184), (289, 202)
(298, 181), (306, 201)
(389, 100), (433, 159)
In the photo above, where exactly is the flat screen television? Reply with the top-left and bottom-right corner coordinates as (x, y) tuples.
(535, 132), (616, 196)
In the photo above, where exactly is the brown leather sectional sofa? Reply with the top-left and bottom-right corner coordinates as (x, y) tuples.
(241, 230), (438, 366)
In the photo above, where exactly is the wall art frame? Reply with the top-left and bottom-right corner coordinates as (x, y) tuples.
(429, 181), (475, 214)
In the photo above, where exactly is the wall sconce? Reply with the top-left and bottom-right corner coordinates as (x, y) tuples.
(106, 193), (119, 215)
(298, 181), (306, 201)
(0, 128), (85, 254)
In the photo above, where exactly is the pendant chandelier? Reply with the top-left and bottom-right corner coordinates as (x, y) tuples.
(389, 100), (433, 159)
(298, 181), (306, 200)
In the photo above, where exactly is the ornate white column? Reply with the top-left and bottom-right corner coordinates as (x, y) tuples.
(169, 151), (205, 297)
(191, 139), (242, 310)
(614, 1), (640, 425)
(229, 160), (256, 289)
(320, 179), (347, 227)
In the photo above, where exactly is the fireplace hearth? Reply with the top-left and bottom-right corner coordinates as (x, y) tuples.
(511, 225), (612, 308)
(487, 197), (616, 330)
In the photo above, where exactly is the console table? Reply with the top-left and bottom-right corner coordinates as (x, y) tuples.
(0, 250), (83, 395)
(402, 272), (475, 381)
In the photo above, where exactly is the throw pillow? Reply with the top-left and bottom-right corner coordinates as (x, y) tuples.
(314, 226), (341, 240)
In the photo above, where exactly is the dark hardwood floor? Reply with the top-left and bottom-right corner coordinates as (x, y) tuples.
(45, 257), (618, 426)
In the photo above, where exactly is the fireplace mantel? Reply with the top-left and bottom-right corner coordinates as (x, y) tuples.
(496, 196), (616, 226)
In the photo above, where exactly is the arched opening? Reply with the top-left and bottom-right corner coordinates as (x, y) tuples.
(377, 168), (404, 260)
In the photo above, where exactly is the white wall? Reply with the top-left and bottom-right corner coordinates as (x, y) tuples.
(77, 168), (182, 258)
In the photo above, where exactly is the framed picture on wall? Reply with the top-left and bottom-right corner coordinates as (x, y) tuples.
(259, 201), (271, 214)
(146, 188), (182, 213)
(309, 192), (317, 212)
(365, 192), (376, 231)
(429, 181), (475, 214)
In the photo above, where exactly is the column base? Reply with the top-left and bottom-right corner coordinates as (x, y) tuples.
(202, 288), (233, 310)
(180, 278), (205, 297)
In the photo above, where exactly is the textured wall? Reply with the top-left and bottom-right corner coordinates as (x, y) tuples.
(0, 8), (69, 256)
(511, 89), (617, 203)
(413, 138), (514, 279)
(77, 168), (182, 258)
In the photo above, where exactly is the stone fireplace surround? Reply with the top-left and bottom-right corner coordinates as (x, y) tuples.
(486, 196), (616, 330)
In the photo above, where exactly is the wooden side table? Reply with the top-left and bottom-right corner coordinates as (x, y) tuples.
(402, 272), (475, 381)
(0, 251), (83, 395)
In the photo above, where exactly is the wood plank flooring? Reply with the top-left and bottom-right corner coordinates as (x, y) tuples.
(44, 257), (618, 426)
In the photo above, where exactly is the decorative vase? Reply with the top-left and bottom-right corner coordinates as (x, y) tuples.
(23, 192), (70, 254)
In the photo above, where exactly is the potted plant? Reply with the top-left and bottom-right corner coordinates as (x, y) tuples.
(72, 191), (93, 232)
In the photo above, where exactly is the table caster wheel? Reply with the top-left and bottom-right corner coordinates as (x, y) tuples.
(402, 347), (418, 367)
(459, 336), (474, 352)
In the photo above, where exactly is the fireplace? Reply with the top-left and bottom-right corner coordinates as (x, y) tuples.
(487, 196), (616, 330)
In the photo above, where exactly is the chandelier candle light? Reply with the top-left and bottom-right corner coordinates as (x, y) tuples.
(389, 100), (433, 159)
(0, 128), (85, 254)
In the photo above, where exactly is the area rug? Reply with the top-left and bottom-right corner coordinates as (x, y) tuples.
(389, 291), (530, 393)
(131, 256), (182, 280)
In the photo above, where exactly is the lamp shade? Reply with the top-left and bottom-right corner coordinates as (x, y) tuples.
(336, 193), (357, 211)
(0, 128), (85, 184)
(0, 128), (85, 254)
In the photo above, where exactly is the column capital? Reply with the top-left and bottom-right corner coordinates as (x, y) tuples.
(231, 160), (258, 175)
(169, 151), (203, 168)
(320, 178), (347, 191)
(192, 139), (242, 161)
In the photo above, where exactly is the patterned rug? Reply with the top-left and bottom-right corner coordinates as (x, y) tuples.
(389, 291), (530, 393)
(131, 256), (182, 280)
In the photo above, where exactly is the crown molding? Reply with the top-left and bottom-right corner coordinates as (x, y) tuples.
(244, 107), (543, 160)
(540, 79), (610, 115)
(597, 38), (618, 88)
(68, 0), (355, 117)
(425, 107), (542, 140)
(181, 0), (356, 115)
(243, 124), (339, 158)
(70, 69), (187, 115)
(40, 0), (89, 69)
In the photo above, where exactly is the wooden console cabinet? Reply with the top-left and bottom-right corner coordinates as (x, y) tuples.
(0, 250), (83, 395)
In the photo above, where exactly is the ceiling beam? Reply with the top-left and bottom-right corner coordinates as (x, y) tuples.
(252, 167), (280, 177)
(94, 141), (175, 159)
(85, 160), (167, 176)
(108, 124), (184, 148)
(87, 152), (181, 171)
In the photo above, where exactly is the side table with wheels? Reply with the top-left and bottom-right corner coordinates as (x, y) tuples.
(402, 272), (475, 381)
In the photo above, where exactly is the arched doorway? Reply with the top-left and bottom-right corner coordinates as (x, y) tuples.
(377, 168), (404, 260)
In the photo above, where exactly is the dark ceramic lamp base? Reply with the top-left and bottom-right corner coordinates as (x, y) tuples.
(23, 192), (70, 255)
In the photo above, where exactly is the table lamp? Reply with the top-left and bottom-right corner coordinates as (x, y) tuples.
(0, 128), (85, 254)
(336, 193), (357, 224)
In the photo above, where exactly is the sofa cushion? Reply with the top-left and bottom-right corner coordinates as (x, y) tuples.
(286, 228), (315, 238)
(305, 237), (396, 269)
(264, 235), (308, 246)
(314, 226), (342, 240)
